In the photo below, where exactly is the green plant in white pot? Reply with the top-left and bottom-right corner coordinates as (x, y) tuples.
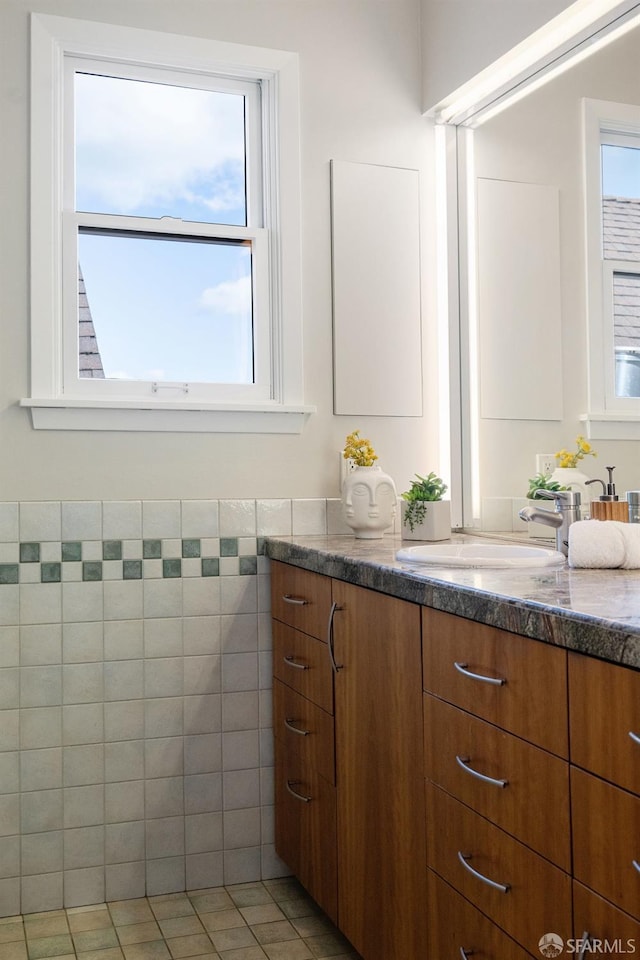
(401, 472), (450, 541)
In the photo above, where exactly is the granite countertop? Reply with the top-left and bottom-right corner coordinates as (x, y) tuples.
(264, 532), (640, 669)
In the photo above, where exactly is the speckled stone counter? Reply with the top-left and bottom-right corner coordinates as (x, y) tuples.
(265, 532), (640, 669)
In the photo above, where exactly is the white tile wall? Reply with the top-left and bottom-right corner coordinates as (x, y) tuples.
(0, 497), (347, 918)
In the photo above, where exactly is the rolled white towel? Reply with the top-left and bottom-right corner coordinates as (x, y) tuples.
(620, 523), (640, 569)
(568, 520), (627, 568)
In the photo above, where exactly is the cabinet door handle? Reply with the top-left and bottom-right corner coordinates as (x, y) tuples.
(578, 933), (591, 960)
(283, 594), (309, 605)
(283, 654), (308, 670)
(632, 859), (640, 874)
(286, 779), (312, 802)
(629, 730), (640, 745)
(284, 717), (310, 736)
(327, 600), (343, 673)
(454, 661), (506, 686)
(459, 950), (474, 959)
(457, 851), (510, 893)
(456, 755), (508, 788)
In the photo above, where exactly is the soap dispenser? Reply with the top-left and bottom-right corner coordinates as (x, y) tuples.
(586, 467), (628, 521)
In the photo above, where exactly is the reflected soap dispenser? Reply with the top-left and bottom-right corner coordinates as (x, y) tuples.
(586, 467), (628, 521)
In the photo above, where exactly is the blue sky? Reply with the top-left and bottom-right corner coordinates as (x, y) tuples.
(602, 143), (640, 199)
(75, 71), (254, 384)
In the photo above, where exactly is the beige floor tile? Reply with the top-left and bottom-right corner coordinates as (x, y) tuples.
(217, 948), (267, 960)
(206, 929), (255, 954)
(148, 903), (194, 923)
(304, 936), (355, 960)
(226, 890), (272, 910)
(116, 924), (162, 947)
(71, 928), (119, 954)
(108, 904), (154, 927)
(24, 919), (69, 941)
(0, 925), (24, 945)
(157, 919), (203, 941)
(75, 948), (124, 960)
(120, 942), (170, 960)
(67, 913), (114, 935)
(262, 943), (313, 960)
(275, 904), (318, 924)
(0, 942), (27, 960)
(237, 909), (283, 929)
(260, 883), (306, 904)
(165, 935), (214, 959)
(187, 895), (233, 918)
(198, 913), (244, 935)
(287, 920), (335, 941)
(26, 934), (74, 959)
(248, 925), (296, 948)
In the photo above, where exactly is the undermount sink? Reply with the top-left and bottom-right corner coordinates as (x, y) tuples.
(395, 542), (566, 568)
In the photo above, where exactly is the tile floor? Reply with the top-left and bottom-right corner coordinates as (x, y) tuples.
(0, 880), (361, 960)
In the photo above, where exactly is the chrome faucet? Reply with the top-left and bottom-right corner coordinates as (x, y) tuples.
(518, 489), (581, 556)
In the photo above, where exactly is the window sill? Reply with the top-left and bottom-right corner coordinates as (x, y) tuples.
(580, 412), (640, 440)
(20, 398), (316, 433)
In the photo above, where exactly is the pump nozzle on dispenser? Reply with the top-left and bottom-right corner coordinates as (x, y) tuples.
(587, 467), (628, 521)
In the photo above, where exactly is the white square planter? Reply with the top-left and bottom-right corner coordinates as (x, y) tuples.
(401, 500), (451, 541)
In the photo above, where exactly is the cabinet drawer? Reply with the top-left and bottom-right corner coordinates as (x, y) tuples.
(573, 881), (640, 946)
(424, 693), (570, 870)
(427, 870), (535, 959)
(273, 620), (333, 714)
(569, 652), (640, 796)
(271, 561), (332, 640)
(426, 781), (571, 954)
(571, 767), (640, 921)
(273, 678), (335, 784)
(422, 607), (568, 757)
(274, 750), (337, 922)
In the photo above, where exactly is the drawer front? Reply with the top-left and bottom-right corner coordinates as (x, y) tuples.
(275, 750), (337, 922)
(424, 693), (570, 870)
(427, 870), (535, 959)
(273, 620), (333, 714)
(426, 781), (571, 955)
(569, 652), (640, 796)
(271, 561), (332, 640)
(273, 678), (335, 784)
(571, 767), (640, 921)
(573, 881), (640, 947)
(422, 607), (568, 757)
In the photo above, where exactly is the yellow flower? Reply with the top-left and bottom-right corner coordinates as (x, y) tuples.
(343, 430), (378, 467)
(554, 436), (597, 468)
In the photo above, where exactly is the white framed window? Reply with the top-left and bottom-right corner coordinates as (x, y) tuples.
(583, 98), (640, 438)
(24, 14), (313, 432)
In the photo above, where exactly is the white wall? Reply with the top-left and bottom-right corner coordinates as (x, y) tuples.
(0, 0), (440, 504)
(473, 22), (640, 505)
(420, 0), (575, 110)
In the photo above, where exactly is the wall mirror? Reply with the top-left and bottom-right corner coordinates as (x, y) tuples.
(438, 1), (640, 532)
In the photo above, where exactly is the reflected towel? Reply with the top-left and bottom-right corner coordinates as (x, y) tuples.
(568, 519), (640, 569)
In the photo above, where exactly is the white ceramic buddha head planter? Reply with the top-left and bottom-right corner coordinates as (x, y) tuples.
(341, 431), (397, 539)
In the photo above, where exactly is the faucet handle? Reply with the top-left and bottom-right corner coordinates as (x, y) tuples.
(535, 489), (581, 506)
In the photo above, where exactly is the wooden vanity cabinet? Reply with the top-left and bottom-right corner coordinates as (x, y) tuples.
(271, 562), (427, 960)
(423, 606), (571, 957)
(569, 652), (640, 935)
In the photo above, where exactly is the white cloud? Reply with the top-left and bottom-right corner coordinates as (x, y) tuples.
(75, 73), (246, 215)
(199, 276), (252, 315)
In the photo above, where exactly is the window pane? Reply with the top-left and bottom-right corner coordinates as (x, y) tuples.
(75, 73), (247, 226)
(78, 231), (254, 384)
(614, 271), (640, 397)
(602, 144), (640, 262)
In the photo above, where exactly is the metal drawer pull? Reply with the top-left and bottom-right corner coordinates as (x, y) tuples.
(457, 851), (510, 893)
(629, 730), (640, 745)
(327, 601), (343, 673)
(284, 717), (310, 736)
(454, 661), (506, 686)
(283, 654), (308, 670)
(286, 779), (311, 803)
(633, 859), (640, 874)
(456, 755), (508, 788)
(459, 950), (474, 959)
(283, 594), (309, 605)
